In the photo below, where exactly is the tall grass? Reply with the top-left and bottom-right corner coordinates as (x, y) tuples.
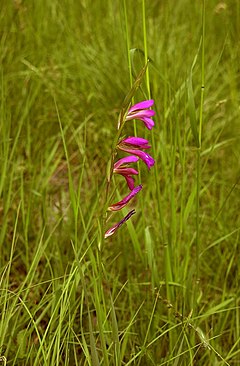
(0, 0), (239, 365)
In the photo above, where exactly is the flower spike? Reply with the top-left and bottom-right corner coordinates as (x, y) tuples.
(104, 95), (155, 240)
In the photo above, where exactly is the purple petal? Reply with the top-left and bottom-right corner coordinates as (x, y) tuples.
(126, 107), (155, 130)
(121, 136), (151, 149)
(132, 150), (155, 169)
(104, 209), (136, 238)
(128, 99), (154, 113)
(114, 155), (139, 169)
(119, 147), (155, 169)
(114, 167), (139, 175)
(124, 175), (135, 190)
(108, 185), (142, 211)
(114, 167), (138, 190)
(142, 117), (155, 130)
(123, 136), (148, 145)
(114, 164), (139, 190)
(126, 110), (155, 120)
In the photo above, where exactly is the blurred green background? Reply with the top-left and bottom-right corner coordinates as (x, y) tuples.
(0, 1), (239, 365)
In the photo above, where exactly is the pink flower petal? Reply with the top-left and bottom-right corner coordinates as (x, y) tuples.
(114, 155), (139, 169)
(114, 167), (139, 190)
(114, 167), (139, 175)
(124, 175), (135, 190)
(104, 209), (136, 238)
(118, 146), (155, 169)
(126, 110), (155, 120)
(108, 185), (142, 211)
(128, 99), (154, 113)
(126, 99), (155, 130)
(121, 136), (151, 149)
(142, 117), (155, 130)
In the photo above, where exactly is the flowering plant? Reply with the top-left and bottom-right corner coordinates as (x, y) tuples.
(103, 95), (155, 239)
(103, 66), (155, 239)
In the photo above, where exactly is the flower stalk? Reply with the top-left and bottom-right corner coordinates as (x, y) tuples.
(103, 94), (155, 239)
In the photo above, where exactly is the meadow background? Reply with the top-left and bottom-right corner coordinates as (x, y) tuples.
(0, 0), (239, 365)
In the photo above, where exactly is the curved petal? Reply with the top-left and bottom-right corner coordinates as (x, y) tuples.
(124, 175), (135, 190)
(126, 109), (155, 120)
(123, 136), (149, 145)
(108, 185), (142, 211)
(126, 110), (155, 130)
(104, 209), (136, 238)
(128, 99), (154, 113)
(114, 167), (139, 175)
(114, 155), (139, 169)
(114, 166), (139, 190)
(142, 117), (155, 130)
(119, 147), (155, 169)
(132, 150), (155, 169)
(121, 136), (151, 149)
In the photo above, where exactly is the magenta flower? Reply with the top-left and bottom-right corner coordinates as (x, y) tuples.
(104, 209), (136, 238)
(114, 155), (139, 190)
(126, 99), (155, 130)
(118, 138), (155, 169)
(108, 185), (142, 211)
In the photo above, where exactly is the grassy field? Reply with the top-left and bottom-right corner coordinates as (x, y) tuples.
(0, 0), (239, 365)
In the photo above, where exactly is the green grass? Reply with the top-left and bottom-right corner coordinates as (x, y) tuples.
(0, 0), (239, 365)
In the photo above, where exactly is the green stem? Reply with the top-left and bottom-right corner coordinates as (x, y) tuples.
(196, 0), (205, 280)
(142, 0), (150, 97)
(123, 0), (133, 87)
